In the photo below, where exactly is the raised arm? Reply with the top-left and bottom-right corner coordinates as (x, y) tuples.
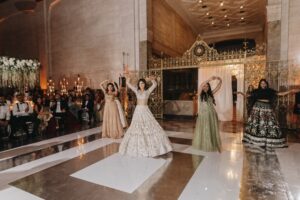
(100, 80), (108, 93)
(126, 78), (137, 93)
(277, 89), (299, 96)
(147, 79), (158, 94)
(212, 76), (222, 94)
(113, 82), (119, 96)
(235, 91), (246, 97)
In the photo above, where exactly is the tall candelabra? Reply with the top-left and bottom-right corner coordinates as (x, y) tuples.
(74, 74), (84, 96)
(60, 77), (69, 95)
(47, 77), (55, 95)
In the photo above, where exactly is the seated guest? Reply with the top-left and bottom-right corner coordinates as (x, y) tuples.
(50, 93), (68, 130)
(94, 91), (105, 123)
(67, 95), (77, 117)
(35, 97), (52, 134)
(49, 94), (56, 108)
(78, 94), (94, 124)
(12, 94), (34, 137)
(0, 94), (11, 139)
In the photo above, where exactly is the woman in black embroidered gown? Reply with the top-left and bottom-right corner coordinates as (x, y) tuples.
(242, 79), (292, 148)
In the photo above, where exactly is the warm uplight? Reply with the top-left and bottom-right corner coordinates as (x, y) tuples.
(198, 0), (202, 3)
(240, 5), (244, 9)
(211, 21), (214, 25)
(224, 15), (227, 18)
(220, 1), (224, 6)
(206, 12), (209, 15)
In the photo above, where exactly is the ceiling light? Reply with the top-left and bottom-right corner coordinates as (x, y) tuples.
(198, 0), (202, 3)
(227, 23), (230, 27)
(224, 15), (227, 18)
(211, 21), (214, 25)
(241, 17), (244, 20)
(220, 1), (224, 6)
(206, 12), (209, 15)
(240, 5), (244, 9)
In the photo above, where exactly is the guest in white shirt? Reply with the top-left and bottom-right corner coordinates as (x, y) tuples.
(11, 94), (34, 136)
(50, 94), (68, 130)
(12, 95), (33, 117)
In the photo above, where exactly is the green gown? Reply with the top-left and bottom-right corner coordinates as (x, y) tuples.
(192, 97), (222, 152)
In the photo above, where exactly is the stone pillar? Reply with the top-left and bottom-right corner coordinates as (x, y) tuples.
(266, 0), (290, 61)
(266, 0), (291, 90)
(266, 0), (282, 61)
(134, 0), (152, 71)
(35, 0), (51, 89)
(280, 0), (289, 61)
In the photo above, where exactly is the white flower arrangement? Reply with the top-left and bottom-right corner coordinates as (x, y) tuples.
(0, 56), (40, 71)
(0, 56), (41, 88)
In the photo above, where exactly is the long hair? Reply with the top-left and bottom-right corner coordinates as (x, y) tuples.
(247, 84), (254, 92)
(200, 82), (216, 105)
(258, 79), (269, 90)
(137, 78), (148, 90)
(106, 83), (115, 93)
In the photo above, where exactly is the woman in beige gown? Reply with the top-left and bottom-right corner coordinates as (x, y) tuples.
(100, 80), (124, 139)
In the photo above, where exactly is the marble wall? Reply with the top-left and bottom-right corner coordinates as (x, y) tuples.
(151, 0), (197, 57)
(49, 0), (138, 87)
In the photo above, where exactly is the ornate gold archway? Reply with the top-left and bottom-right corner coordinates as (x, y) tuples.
(124, 35), (299, 129)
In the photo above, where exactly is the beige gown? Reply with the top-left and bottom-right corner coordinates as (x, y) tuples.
(102, 94), (124, 139)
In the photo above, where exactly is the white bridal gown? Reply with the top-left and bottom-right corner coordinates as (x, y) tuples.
(119, 80), (172, 157)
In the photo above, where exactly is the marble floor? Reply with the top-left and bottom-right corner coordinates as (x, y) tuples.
(0, 119), (299, 200)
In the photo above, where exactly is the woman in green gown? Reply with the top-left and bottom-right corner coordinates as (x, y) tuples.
(192, 76), (222, 152)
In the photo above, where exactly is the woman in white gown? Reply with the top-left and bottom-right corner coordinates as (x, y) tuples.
(119, 76), (172, 157)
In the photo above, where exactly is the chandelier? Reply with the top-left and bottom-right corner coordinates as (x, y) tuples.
(74, 74), (84, 96)
(47, 77), (55, 95)
(60, 77), (69, 95)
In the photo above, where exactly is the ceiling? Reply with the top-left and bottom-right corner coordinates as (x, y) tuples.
(165, 0), (267, 35)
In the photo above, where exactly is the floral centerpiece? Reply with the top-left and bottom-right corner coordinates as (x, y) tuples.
(0, 56), (40, 89)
